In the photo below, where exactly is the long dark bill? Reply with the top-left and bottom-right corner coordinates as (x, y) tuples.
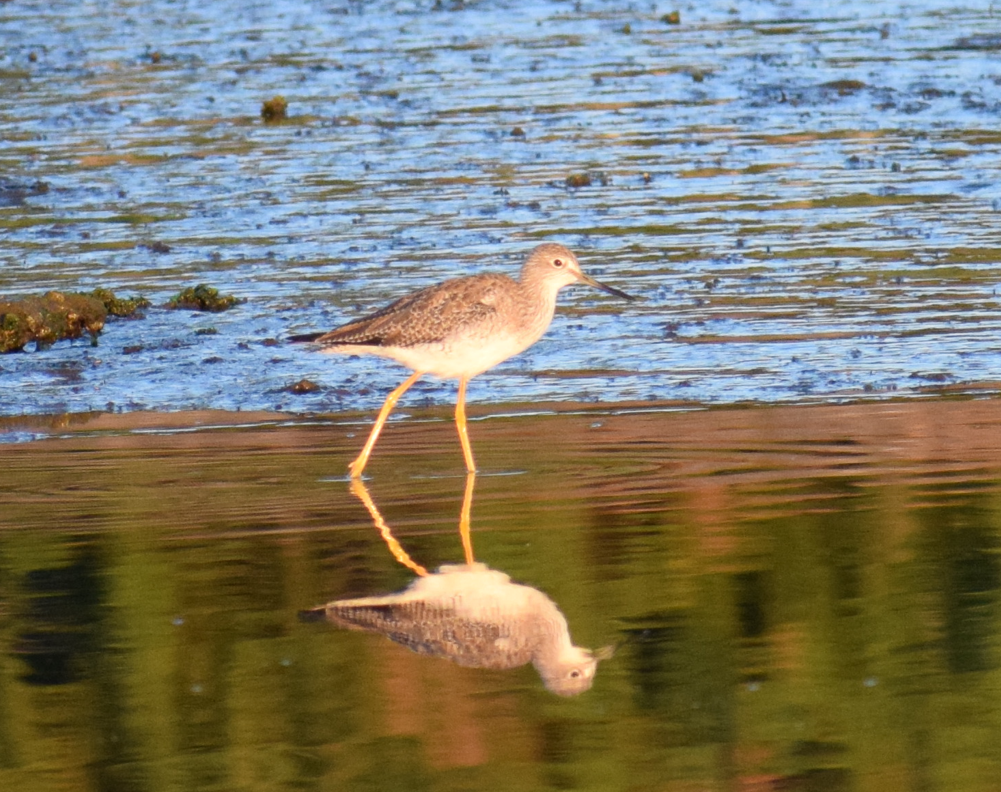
(579, 272), (636, 301)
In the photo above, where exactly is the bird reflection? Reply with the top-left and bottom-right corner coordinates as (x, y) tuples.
(302, 474), (604, 696)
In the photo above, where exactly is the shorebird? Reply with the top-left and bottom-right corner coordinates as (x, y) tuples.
(301, 563), (600, 696)
(290, 243), (634, 477)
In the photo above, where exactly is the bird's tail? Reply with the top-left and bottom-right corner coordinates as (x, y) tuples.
(288, 332), (327, 344)
(297, 606), (328, 623)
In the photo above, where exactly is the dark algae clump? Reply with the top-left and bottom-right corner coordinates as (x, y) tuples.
(0, 288), (150, 352)
(0, 284), (239, 352)
(91, 288), (152, 318)
(0, 292), (106, 352)
(166, 284), (244, 312)
(261, 95), (288, 122)
(286, 378), (321, 394)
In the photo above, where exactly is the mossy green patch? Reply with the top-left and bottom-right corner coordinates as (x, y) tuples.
(0, 291), (107, 352)
(90, 288), (152, 318)
(261, 95), (288, 122)
(0, 288), (150, 352)
(166, 284), (244, 312)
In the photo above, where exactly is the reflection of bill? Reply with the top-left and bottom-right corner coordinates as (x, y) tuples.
(302, 563), (601, 697)
(301, 475), (609, 696)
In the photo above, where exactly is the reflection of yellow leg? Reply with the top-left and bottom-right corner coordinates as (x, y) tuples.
(349, 371), (423, 479)
(349, 478), (428, 576)
(455, 376), (476, 473)
(459, 471), (476, 564)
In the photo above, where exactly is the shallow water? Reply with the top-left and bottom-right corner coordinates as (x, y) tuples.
(4, 2), (1001, 790)
(2, 0), (1001, 415)
(2, 401), (1001, 791)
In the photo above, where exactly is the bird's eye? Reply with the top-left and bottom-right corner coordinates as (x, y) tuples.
(569, 669), (581, 678)
(553, 258), (564, 268)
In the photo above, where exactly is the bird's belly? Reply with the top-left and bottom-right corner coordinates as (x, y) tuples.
(370, 333), (535, 380)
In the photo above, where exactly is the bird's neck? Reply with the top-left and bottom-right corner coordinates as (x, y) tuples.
(519, 262), (565, 300)
(517, 268), (561, 337)
(530, 609), (575, 665)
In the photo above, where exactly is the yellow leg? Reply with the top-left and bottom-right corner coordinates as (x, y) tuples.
(459, 471), (476, 565)
(455, 376), (477, 473)
(349, 478), (428, 576)
(349, 371), (423, 479)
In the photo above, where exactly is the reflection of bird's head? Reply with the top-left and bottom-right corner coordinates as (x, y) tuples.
(538, 645), (600, 697)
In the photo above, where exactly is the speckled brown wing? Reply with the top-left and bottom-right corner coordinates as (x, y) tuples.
(308, 273), (511, 349)
(323, 600), (536, 670)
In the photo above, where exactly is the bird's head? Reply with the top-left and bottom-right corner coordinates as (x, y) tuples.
(522, 243), (635, 301)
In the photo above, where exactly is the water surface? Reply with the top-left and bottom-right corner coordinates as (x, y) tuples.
(4, 2), (1001, 789)
(2, 0), (1001, 415)
(2, 400), (1000, 790)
